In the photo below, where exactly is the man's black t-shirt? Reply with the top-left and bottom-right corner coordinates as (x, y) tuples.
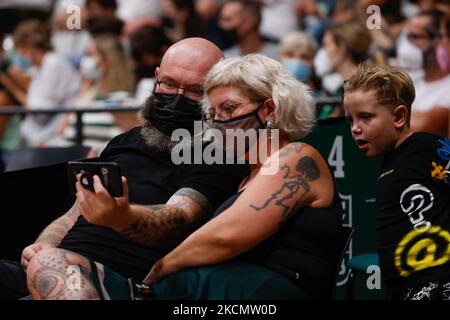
(377, 132), (450, 295)
(59, 127), (248, 280)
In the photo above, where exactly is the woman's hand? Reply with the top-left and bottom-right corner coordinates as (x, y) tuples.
(75, 175), (136, 231)
(143, 259), (166, 284)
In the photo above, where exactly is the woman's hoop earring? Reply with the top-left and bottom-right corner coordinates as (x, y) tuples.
(266, 120), (274, 139)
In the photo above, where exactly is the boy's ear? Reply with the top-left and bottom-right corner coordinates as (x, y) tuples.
(393, 105), (409, 129)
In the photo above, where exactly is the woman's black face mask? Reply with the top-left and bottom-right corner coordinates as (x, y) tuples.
(210, 103), (265, 159)
(143, 92), (203, 136)
(210, 103), (265, 134)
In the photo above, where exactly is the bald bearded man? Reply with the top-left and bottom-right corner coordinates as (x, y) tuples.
(0, 38), (248, 300)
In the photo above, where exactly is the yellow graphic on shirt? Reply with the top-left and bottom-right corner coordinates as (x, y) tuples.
(431, 162), (449, 183)
(395, 226), (450, 277)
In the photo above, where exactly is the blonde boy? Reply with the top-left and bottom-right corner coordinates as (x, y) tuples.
(343, 65), (450, 300)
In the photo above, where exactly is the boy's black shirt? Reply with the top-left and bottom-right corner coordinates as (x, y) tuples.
(377, 132), (450, 295)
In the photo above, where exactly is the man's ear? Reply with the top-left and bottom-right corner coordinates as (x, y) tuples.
(155, 67), (160, 78)
(393, 105), (409, 129)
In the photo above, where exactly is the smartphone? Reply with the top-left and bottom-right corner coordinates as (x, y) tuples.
(67, 161), (123, 197)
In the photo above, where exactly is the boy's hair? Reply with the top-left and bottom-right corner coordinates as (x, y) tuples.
(343, 64), (415, 125)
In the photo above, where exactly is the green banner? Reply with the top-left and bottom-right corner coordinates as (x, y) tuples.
(303, 118), (384, 299)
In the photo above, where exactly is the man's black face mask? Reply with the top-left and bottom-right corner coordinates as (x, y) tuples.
(142, 92), (203, 136)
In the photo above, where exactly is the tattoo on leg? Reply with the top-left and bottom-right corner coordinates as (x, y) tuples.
(33, 266), (66, 299)
(250, 156), (320, 226)
(30, 250), (99, 300)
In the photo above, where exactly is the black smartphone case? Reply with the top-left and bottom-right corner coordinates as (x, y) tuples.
(67, 161), (123, 197)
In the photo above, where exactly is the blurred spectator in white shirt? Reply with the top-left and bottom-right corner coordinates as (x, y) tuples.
(259, 0), (298, 41)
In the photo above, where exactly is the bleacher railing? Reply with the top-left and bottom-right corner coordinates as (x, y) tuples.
(0, 97), (342, 145)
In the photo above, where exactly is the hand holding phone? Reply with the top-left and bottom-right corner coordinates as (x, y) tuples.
(68, 161), (123, 197)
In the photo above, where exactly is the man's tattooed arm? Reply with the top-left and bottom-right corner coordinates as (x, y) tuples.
(250, 149), (320, 227)
(120, 188), (212, 247)
(35, 202), (81, 246)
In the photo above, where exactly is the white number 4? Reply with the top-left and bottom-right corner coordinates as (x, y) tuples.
(328, 136), (345, 178)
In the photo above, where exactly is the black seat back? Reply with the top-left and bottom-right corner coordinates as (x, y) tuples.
(329, 225), (355, 299)
(0, 163), (75, 260)
(5, 146), (91, 172)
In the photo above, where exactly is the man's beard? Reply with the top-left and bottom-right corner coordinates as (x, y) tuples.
(140, 95), (195, 153)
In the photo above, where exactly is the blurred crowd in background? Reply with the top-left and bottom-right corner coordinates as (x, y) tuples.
(0, 0), (449, 159)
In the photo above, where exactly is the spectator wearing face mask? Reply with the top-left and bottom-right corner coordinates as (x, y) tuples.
(410, 11), (450, 136)
(63, 35), (139, 153)
(408, 10), (450, 136)
(0, 19), (81, 147)
(437, 13), (450, 136)
(52, 0), (121, 68)
(219, 0), (278, 59)
(396, 10), (441, 82)
(313, 20), (372, 119)
(314, 20), (372, 95)
(160, 0), (207, 43)
(437, 13), (450, 76)
(129, 25), (172, 104)
(278, 31), (317, 89)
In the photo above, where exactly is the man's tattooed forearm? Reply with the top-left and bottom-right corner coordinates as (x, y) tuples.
(120, 205), (193, 247)
(173, 188), (212, 214)
(36, 221), (71, 245)
(121, 189), (211, 247)
(250, 156), (320, 226)
(35, 203), (81, 246)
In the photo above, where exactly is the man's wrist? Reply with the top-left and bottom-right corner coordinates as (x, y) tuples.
(113, 204), (140, 233)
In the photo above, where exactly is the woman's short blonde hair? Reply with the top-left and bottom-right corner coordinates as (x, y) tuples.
(203, 54), (316, 140)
